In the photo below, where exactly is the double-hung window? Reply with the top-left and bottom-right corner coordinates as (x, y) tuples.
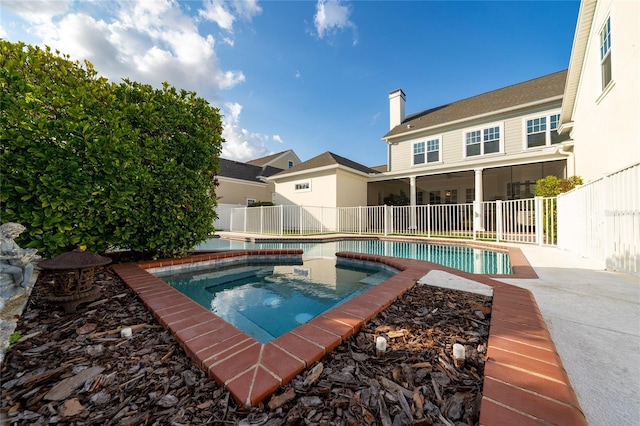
(465, 124), (501, 157)
(525, 113), (569, 148)
(413, 137), (441, 165)
(600, 17), (612, 90)
(413, 141), (425, 165)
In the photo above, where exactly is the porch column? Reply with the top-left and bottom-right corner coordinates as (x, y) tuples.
(409, 176), (417, 229)
(474, 168), (484, 232)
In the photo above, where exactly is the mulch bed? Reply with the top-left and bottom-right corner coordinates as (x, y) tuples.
(1, 264), (491, 425)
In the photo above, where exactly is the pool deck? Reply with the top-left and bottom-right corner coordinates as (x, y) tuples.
(111, 240), (591, 425)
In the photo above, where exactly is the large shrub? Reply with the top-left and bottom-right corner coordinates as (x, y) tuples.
(535, 175), (583, 243)
(1, 41), (223, 258)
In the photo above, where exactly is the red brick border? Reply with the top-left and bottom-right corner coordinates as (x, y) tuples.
(112, 246), (586, 425)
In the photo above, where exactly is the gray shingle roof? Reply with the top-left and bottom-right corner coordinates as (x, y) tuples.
(271, 152), (380, 177)
(246, 150), (289, 166)
(218, 158), (282, 182)
(384, 70), (567, 139)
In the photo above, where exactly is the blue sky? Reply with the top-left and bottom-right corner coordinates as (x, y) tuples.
(1, 0), (581, 167)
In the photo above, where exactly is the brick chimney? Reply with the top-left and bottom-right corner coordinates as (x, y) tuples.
(389, 89), (406, 130)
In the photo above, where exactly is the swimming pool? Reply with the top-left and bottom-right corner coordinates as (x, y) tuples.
(195, 237), (512, 275)
(157, 257), (396, 343)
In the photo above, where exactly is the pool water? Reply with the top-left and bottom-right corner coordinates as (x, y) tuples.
(159, 257), (395, 343)
(196, 238), (512, 275)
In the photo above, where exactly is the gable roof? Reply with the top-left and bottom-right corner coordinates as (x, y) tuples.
(270, 152), (380, 178)
(384, 70), (568, 139)
(217, 158), (282, 183)
(560, 0), (597, 130)
(246, 149), (298, 167)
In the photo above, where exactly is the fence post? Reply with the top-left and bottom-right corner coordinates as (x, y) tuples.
(535, 196), (543, 245)
(496, 200), (503, 242)
(300, 206), (303, 236)
(260, 206), (263, 235)
(358, 206), (362, 235)
(243, 207), (247, 233)
(384, 205), (388, 236)
(280, 205), (284, 237)
(427, 205), (431, 238)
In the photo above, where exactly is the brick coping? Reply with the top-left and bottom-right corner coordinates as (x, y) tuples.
(111, 247), (586, 425)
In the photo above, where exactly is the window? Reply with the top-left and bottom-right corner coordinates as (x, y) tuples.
(600, 17), (612, 90)
(525, 113), (569, 148)
(294, 181), (310, 192)
(466, 188), (474, 203)
(413, 142), (425, 165)
(413, 137), (441, 165)
(288, 160), (294, 168)
(429, 191), (441, 205)
(483, 126), (500, 154)
(426, 138), (440, 163)
(444, 189), (457, 204)
(416, 191), (424, 205)
(464, 124), (502, 157)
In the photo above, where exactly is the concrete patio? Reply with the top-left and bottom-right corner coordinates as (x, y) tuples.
(497, 244), (640, 426)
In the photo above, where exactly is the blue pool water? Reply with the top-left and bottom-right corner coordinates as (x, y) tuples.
(158, 257), (395, 343)
(195, 238), (512, 275)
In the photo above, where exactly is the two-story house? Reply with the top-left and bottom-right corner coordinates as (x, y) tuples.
(370, 70), (573, 209)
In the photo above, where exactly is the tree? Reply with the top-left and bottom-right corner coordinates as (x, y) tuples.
(1, 41), (223, 258)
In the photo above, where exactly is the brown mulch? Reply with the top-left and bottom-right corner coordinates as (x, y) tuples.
(1, 264), (491, 426)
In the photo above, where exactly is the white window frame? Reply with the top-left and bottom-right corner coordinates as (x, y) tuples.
(288, 160), (294, 168)
(412, 136), (441, 166)
(599, 16), (612, 91)
(294, 180), (311, 192)
(246, 198), (256, 206)
(523, 110), (567, 149)
(462, 122), (503, 158)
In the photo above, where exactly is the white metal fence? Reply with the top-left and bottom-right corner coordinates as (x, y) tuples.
(227, 197), (558, 245)
(558, 162), (639, 277)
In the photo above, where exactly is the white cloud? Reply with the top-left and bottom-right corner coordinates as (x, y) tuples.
(273, 135), (283, 143)
(3, 0), (246, 95)
(0, 24), (8, 39)
(200, 0), (235, 31)
(220, 103), (271, 162)
(313, 0), (357, 45)
(200, 0), (262, 32)
(295, 70), (301, 79)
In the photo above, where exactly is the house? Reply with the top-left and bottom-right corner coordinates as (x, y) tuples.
(269, 151), (379, 208)
(559, 0), (639, 181)
(246, 149), (302, 172)
(215, 150), (301, 206)
(371, 70), (573, 209)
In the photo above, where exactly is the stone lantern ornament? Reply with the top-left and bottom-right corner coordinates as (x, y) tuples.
(39, 247), (112, 313)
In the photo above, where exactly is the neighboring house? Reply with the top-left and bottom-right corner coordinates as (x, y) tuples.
(215, 150), (301, 206)
(246, 149), (302, 171)
(559, 0), (639, 181)
(371, 70), (572, 208)
(269, 151), (379, 208)
(215, 158), (282, 206)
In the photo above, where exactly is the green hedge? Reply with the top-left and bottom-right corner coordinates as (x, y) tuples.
(1, 41), (223, 258)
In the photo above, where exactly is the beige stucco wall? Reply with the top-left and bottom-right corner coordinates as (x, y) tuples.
(216, 178), (271, 205)
(267, 151), (300, 170)
(570, 0), (640, 182)
(273, 170), (337, 207)
(335, 169), (368, 207)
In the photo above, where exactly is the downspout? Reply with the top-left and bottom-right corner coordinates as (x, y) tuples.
(556, 143), (575, 177)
